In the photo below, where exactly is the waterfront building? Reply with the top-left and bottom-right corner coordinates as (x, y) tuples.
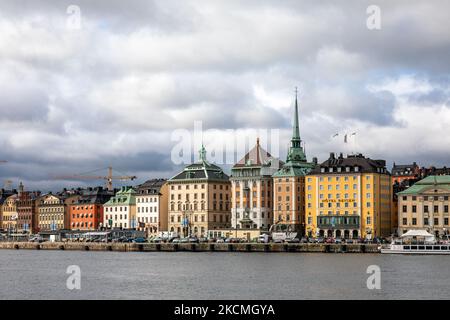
(391, 162), (420, 184)
(230, 139), (282, 231)
(103, 186), (137, 229)
(136, 179), (168, 236)
(305, 153), (393, 239)
(272, 92), (315, 236)
(16, 182), (41, 233)
(0, 189), (17, 231)
(168, 145), (231, 237)
(69, 187), (113, 231)
(207, 228), (262, 241)
(397, 175), (450, 237)
(37, 193), (80, 231)
(1, 194), (18, 232)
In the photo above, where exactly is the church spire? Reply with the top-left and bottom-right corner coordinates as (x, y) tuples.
(286, 87), (306, 162)
(293, 87), (300, 141)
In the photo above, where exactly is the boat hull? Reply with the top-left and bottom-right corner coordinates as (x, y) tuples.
(381, 244), (450, 255)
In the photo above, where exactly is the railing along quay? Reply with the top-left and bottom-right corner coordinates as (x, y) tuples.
(0, 242), (380, 253)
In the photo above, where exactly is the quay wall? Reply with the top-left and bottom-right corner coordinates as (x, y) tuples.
(0, 242), (380, 253)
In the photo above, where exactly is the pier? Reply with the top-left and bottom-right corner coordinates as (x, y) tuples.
(0, 242), (380, 253)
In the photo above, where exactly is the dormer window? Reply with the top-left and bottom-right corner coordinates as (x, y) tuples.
(328, 167), (333, 173)
(321, 168), (325, 173)
(354, 166), (359, 172)
(346, 167), (350, 172)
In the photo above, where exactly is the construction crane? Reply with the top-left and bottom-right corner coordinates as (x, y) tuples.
(52, 166), (137, 191)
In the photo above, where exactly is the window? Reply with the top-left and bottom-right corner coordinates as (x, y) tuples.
(434, 218), (439, 226)
(445, 218), (449, 226)
(402, 218), (407, 225)
(412, 218), (417, 225)
(424, 205), (429, 213)
(412, 205), (417, 213)
(424, 218), (429, 225)
(434, 205), (439, 213)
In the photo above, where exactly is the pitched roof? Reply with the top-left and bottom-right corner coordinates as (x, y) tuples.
(398, 175), (450, 195)
(137, 179), (167, 194)
(169, 146), (229, 182)
(309, 153), (389, 175)
(234, 138), (282, 168)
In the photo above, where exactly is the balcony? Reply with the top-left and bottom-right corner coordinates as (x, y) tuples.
(317, 215), (360, 229)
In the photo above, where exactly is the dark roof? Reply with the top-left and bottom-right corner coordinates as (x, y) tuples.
(170, 161), (229, 182)
(74, 187), (113, 205)
(309, 153), (389, 175)
(137, 178), (167, 195)
(391, 162), (419, 176)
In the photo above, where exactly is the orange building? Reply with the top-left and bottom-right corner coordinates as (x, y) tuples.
(69, 187), (113, 231)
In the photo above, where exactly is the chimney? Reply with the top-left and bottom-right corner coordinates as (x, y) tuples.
(339, 153), (343, 159)
(312, 157), (318, 165)
(329, 152), (335, 160)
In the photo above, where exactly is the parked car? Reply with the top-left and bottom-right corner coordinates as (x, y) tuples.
(216, 238), (225, 243)
(286, 238), (300, 243)
(325, 237), (335, 244)
(198, 237), (208, 243)
(188, 237), (199, 243)
(335, 238), (342, 244)
(258, 234), (270, 243)
(316, 237), (325, 243)
(132, 237), (147, 243)
(179, 238), (189, 243)
(172, 238), (181, 243)
(152, 237), (164, 243)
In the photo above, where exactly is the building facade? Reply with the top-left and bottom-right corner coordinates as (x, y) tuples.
(397, 176), (450, 237)
(272, 93), (315, 236)
(69, 187), (113, 231)
(103, 186), (137, 229)
(1, 194), (18, 231)
(305, 153), (392, 239)
(37, 192), (80, 231)
(136, 179), (168, 236)
(16, 182), (41, 234)
(230, 139), (282, 231)
(168, 146), (231, 238)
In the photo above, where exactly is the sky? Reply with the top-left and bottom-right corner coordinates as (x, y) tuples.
(0, 0), (449, 192)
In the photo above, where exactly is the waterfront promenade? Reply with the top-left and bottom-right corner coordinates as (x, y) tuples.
(0, 242), (380, 253)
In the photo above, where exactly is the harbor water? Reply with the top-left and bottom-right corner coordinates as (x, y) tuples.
(0, 250), (448, 299)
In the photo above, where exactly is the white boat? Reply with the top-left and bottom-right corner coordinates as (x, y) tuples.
(381, 230), (450, 255)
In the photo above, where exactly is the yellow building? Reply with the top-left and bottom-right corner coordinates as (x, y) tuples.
(168, 145), (231, 237)
(305, 153), (392, 240)
(1, 194), (18, 231)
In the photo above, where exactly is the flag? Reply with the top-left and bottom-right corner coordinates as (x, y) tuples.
(351, 132), (356, 136)
(344, 134), (348, 143)
(332, 133), (339, 138)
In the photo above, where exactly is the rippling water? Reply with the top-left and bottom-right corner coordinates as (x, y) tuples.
(0, 250), (448, 299)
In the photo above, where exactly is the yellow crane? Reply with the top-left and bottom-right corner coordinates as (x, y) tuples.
(52, 166), (137, 191)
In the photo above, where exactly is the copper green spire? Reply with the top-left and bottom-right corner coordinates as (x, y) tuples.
(292, 87), (301, 147)
(287, 87), (306, 162)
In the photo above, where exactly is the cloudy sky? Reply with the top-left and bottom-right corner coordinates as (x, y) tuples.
(0, 0), (449, 191)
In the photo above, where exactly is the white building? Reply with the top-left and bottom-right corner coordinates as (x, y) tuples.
(230, 138), (282, 231)
(103, 186), (137, 229)
(136, 179), (168, 236)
